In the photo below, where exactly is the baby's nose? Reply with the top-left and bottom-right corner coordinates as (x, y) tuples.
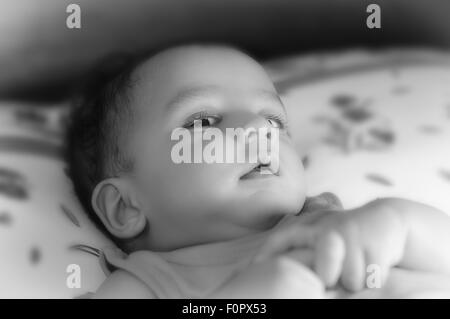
(244, 117), (274, 165)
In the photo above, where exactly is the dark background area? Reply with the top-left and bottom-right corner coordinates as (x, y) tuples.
(0, 0), (449, 102)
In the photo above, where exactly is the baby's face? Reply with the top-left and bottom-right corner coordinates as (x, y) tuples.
(125, 46), (306, 250)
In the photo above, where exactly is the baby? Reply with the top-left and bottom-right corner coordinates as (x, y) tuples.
(66, 44), (450, 298)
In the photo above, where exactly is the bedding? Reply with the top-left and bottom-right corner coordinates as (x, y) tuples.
(1, 48), (449, 298)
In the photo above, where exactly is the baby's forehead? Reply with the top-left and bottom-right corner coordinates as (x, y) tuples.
(130, 46), (277, 115)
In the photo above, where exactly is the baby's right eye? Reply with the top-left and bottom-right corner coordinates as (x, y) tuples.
(183, 112), (221, 129)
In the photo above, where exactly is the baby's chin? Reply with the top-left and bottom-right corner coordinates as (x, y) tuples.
(231, 191), (306, 231)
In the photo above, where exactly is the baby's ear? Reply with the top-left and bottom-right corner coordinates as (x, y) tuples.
(91, 178), (146, 239)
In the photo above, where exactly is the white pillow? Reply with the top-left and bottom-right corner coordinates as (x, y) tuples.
(268, 49), (450, 213)
(0, 102), (112, 298)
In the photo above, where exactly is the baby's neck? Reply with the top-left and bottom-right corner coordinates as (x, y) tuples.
(124, 214), (287, 254)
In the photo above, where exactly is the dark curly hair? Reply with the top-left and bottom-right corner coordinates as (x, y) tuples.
(65, 53), (143, 243)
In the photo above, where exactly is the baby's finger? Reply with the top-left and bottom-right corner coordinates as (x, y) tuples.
(314, 230), (345, 287)
(297, 209), (336, 225)
(253, 224), (317, 263)
(364, 251), (391, 289)
(340, 223), (366, 292)
(297, 208), (347, 226)
(284, 249), (314, 269)
(302, 193), (343, 214)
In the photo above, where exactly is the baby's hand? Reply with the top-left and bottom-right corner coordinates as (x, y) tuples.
(211, 255), (325, 298)
(254, 200), (409, 292)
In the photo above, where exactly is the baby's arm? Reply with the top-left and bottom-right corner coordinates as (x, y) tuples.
(94, 258), (324, 299)
(377, 198), (450, 275)
(93, 270), (155, 299)
(255, 198), (450, 291)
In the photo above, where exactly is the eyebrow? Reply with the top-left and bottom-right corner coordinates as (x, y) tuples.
(257, 90), (286, 111)
(165, 85), (222, 113)
(165, 85), (285, 113)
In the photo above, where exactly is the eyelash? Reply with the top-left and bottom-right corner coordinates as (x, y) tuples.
(182, 111), (222, 128)
(181, 111), (289, 130)
(263, 112), (289, 130)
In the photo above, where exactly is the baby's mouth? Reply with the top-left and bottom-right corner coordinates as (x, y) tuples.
(240, 163), (279, 180)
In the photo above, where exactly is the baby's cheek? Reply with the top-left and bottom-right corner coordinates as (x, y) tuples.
(284, 174), (307, 214)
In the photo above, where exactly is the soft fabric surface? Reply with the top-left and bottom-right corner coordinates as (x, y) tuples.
(0, 102), (112, 298)
(0, 48), (449, 298)
(268, 49), (450, 212)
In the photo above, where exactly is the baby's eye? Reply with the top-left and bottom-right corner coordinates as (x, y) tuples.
(267, 118), (282, 129)
(265, 114), (289, 130)
(198, 117), (219, 127)
(183, 113), (221, 129)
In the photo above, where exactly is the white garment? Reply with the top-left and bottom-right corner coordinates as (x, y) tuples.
(100, 224), (281, 298)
